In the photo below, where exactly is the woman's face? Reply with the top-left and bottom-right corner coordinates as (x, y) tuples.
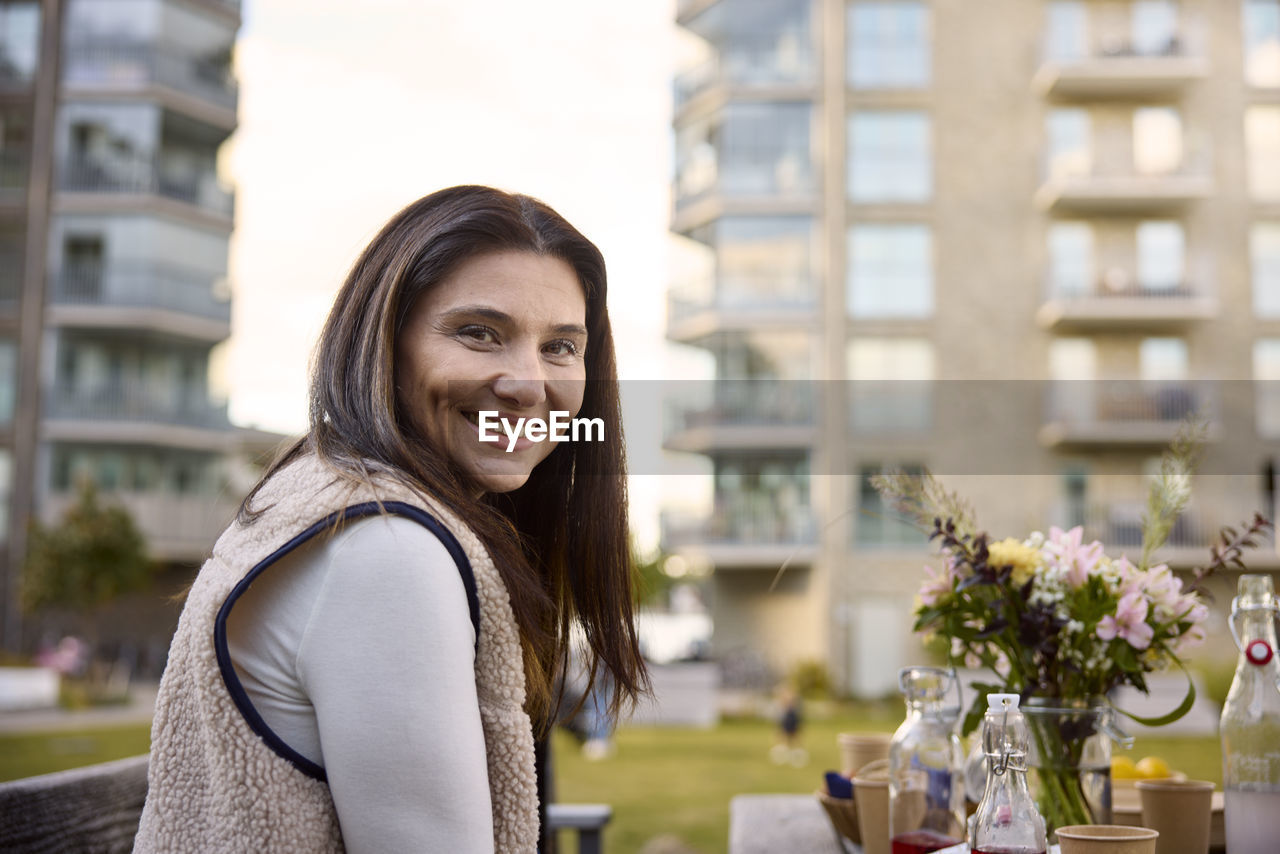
(396, 249), (588, 494)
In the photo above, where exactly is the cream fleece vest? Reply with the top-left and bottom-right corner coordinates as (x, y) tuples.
(133, 454), (540, 853)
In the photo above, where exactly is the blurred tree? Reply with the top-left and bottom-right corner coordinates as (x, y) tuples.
(21, 480), (151, 613)
(633, 545), (674, 608)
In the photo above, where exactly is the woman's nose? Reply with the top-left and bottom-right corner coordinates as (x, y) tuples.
(492, 345), (547, 408)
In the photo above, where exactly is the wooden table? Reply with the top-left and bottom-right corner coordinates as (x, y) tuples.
(729, 794), (853, 854)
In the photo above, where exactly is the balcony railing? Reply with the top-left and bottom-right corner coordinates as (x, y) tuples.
(667, 274), (817, 326)
(669, 381), (814, 433)
(51, 261), (231, 323)
(64, 42), (238, 112)
(674, 49), (817, 112)
(1049, 499), (1276, 561)
(43, 489), (239, 562)
(48, 382), (231, 430)
(1035, 158), (1212, 212)
(1041, 380), (1213, 445)
(59, 154), (234, 219)
(1038, 265), (1217, 328)
(1035, 29), (1208, 96)
(662, 500), (816, 549)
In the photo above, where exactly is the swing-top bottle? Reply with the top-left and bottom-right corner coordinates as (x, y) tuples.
(969, 693), (1047, 854)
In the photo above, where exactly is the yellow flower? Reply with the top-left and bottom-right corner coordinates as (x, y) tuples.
(987, 538), (1043, 585)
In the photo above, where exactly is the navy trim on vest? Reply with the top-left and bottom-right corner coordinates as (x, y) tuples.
(213, 501), (483, 782)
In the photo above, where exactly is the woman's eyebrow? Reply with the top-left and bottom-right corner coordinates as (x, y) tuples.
(552, 323), (588, 337)
(440, 306), (512, 324)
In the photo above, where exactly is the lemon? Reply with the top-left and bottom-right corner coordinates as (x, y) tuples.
(1111, 756), (1140, 780)
(1136, 756), (1172, 779)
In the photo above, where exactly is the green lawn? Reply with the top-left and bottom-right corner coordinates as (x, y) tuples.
(0, 706), (1221, 854)
(0, 724), (152, 782)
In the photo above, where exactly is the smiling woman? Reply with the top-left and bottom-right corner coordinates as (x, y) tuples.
(134, 186), (650, 854)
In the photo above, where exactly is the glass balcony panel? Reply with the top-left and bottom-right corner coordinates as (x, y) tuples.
(64, 42), (238, 111)
(52, 260), (230, 322)
(48, 380), (230, 430)
(60, 152), (234, 218)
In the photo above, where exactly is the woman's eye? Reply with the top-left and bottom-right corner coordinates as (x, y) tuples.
(459, 325), (497, 344)
(544, 339), (581, 359)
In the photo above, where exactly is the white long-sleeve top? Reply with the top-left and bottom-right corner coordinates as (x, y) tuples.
(224, 514), (494, 853)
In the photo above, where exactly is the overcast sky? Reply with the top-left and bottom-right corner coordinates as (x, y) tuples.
(223, 0), (701, 547)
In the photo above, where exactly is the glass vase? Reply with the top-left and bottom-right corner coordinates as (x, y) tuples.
(1021, 698), (1118, 840)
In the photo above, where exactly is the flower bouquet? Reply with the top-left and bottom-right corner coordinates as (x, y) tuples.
(873, 422), (1273, 833)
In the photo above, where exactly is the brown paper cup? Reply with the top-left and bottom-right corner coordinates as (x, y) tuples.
(853, 759), (890, 854)
(838, 731), (891, 777)
(1057, 824), (1159, 854)
(1135, 779), (1214, 854)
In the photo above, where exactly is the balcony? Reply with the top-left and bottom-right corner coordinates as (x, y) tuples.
(47, 261), (231, 342)
(667, 274), (817, 342)
(1049, 499), (1279, 569)
(1037, 271), (1217, 330)
(42, 489), (239, 562)
(673, 161), (818, 234)
(1039, 381), (1215, 447)
(1035, 162), (1212, 213)
(674, 52), (817, 116)
(45, 382), (233, 451)
(661, 501), (817, 569)
(63, 42), (237, 127)
(58, 154), (234, 224)
(665, 380), (815, 453)
(1034, 36), (1208, 98)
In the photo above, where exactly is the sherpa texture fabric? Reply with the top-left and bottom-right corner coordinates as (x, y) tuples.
(133, 453), (540, 853)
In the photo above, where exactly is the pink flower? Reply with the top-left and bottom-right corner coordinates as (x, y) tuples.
(920, 561), (954, 606)
(1096, 591), (1155, 650)
(1045, 526), (1105, 587)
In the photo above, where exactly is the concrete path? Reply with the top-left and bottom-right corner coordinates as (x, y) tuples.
(0, 683), (156, 735)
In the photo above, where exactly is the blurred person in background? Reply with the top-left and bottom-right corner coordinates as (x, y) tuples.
(134, 186), (650, 853)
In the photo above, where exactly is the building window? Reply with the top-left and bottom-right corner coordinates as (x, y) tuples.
(1045, 1), (1087, 62)
(1133, 107), (1182, 176)
(848, 2), (930, 89)
(1139, 337), (1188, 382)
(0, 2), (39, 84)
(716, 216), (814, 307)
(1046, 108), (1092, 179)
(1255, 339), (1280, 437)
(719, 102), (813, 196)
(1252, 223), (1280, 317)
(1047, 222), (1095, 296)
(848, 111), (931, 202)
(855, 463), (925, 546)
(1131, 0), (1178, 57)
(847, 224), (932, 318)
(1245, 0), (1280, 87)
(1247, 106), (1280, 199)
(717, 0), (814, 86)
(712, 454), (811, 545)
(1136, 221), (1185, 291)
(847, 338), (933, 434)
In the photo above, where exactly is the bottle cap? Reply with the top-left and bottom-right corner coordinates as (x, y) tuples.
(987, 693), (1020, 710)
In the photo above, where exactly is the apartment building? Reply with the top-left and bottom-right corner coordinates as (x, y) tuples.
(0, 0), (241, 657)
(667, 0), (1280, 696)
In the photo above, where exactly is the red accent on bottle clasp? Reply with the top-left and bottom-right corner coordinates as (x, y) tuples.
(1247, 639), (1274, 666)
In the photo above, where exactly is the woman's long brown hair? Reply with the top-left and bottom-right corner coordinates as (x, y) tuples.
(241, 185), (648, 728)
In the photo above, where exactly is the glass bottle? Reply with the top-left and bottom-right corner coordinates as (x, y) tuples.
(889, 666), (965, 854)
(1220, 573), (1280, 854)
(969, 694), (1047, 854)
